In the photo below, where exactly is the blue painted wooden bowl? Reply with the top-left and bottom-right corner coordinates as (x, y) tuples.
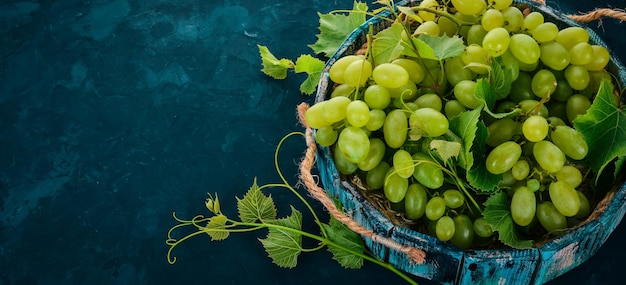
(313, 1), (626, 284)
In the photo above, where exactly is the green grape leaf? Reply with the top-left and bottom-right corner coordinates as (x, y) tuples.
(258, 44), (295, 79)
(259, 206), (303, 268)
(430, 139), (462, 164)
(237, 178), (277, 223)
(202, 214), (230, 241)
(490, 57), (513, 100)
(397, 6), (424, 23)
(322, 217), (365, 269)
(483, 192), (534, 249)
(448, 107), (482, 170)
(294, 54), (325, 95)
(372, 22), (406, 64)
(308, 2), (369, 58)
(573, 80), (626, 182)
(467, 119), (502, 193)
(475, 79), (520, 119)
(417, 34), (465, 61)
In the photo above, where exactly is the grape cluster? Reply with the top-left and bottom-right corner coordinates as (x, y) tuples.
(305, 0), (611, 248)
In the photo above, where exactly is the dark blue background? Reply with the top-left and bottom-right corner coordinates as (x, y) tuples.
(0, 1), (624, 284)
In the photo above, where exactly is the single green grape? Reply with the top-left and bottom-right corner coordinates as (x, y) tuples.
(565, 94), (591, 123)
(531, 22), (558, 43)
(333, 146), (358, 175)
(485, 141), (522, 174)
(574, 191), (591, 219)
(445, 56), (476, 86)
(315, 126), (338, 147)
(554, 165), (583, 188)
(404, 183), (428, 220)
(330, 83), (355, 98)
(393, 149), (415, 179)
(426, 196), (447, 221)
(415, 93), (443, 111)
(357, 138), (386, 171)
(509, 72), (535, 102)
(511, 159), (530, 180)
(384, 167), (409, 203)
(540, 41), (570, 71)
(568, 42), (594, 66)
(522, 11), (544, 32)
(443, 189), (465, 209)
(522, 115), (549, 142)
(550, 125), (588, 160)
(509, 33), (540, 64)
(537, 201), (567, 233)
(462, 44), (490, 75)
(345, 100), (370, 128)
(372, 63), (409, 89)
(413, 152), (444, 189)
(383, 109), (408, 148)
(473, 217), (494, 238)
(304, 101), (331, 128)
(481, 8), (504, 31)
(454, 80), (481, 109)
(436, 216), (456, 242)
(450, 214), (474, 250)
(511, 186), (536, 226)
(392, 58), (425, 84)
(344, 58), (372, 87)
(364, 84), (391, 109)
(438, 15), (459, 36)
(549, 180), (581, 217)
(452, 0), (486, 16)
(337, 126), (370, 163)
(365, 109), (386, 131)
(482, 27), (510, 57)
(366, 161), (390, 190)
(418, 0), (440, 21)
(501, 6), (523, 32)
(564, 65), (590, 91)
(414, 20), (440, 36)
(466, 24), (488, 46)
(487, 118), (520, 147)
(533, 140), (565, 173)
(531, 69), (557, 98)
(444, 100), (467, 119)
(409, 108), (449, 137)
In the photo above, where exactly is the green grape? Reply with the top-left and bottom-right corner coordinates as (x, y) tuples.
(450, 215), (474, 250)
(321, 96), (351, 124)
(366, 161), (390, 190)
(454, 79), (481, 109)
(443, 189), (465, 209)
(531, 69), (557, 98)
(511, 159), (530, 180)
(495, 100), (516, 113)
(420, 62), (448, 95)
(547, 101), (568, 123)
(329, 55), (363, 84)
(393, 149), (415, 179)
(486, 118), (520, 147)
(522, 115), (549, 142)
(509, 72), (535, 102)
(533, 140), (565, 173)
(522, 11), (544, 32)
(552, 78), (574, 102)
(415, 93), (443, 111)
(555, 27), (589, 51)
(418, 0), (440, 22)
(473, 217), (494, 238)
(315, 126), (338, 147)
(583, 70), (613, 97)
(438, 15), (459, 36)
(501, 6), (523, 32)
(574, 191), (591, 219)
(540, 41), (570, 71)
(549, 180), (581, 217)
(550, 125), (588, 160)
(481, 8), (504, 31)
(568, 42), (594, 66)
(392, 58), (425, 84)
(414, 20), (441, 36)
(467, 24), (488, 46)
(555, 165), (583, 188)
(482, 27), (510, 57)
(565, 94), (591, 123)
(409, 108), (449, 137)
(531, 22), (559, 43)
(365, 109), (386, 131)
(404, 183), (428, 220)
(511, 186), (536, 226)
(333, 146), (358, 175)
(486, 141), (522, 174)
(364, 84), (391, 109)
(519, 99), (549, 117)
(444, 100), (467, 118)
(413, 152), (445, 189)
(357, 138), (386, 171)
(500, 49), (520, 81)
(337, 126), (370, 163)
(500, 169), (518, 187)
(491, 0), (513, 10)
(584, 45), (610, 71)
(304, 101), (331, 128)
(383, 109), (408, 148)
(426, 196), (446, 220)
(445, 56), (476, 86)
(345, 100), (370, 127)
(344, 58), (372, 87)
(564, 65), (590, 91)
(518, 58), (539, 72)
(509, 34), (540, 64)
(452, 0), (486, 16)
(462, 44), (490, 74)
(527, 178), (541, 192)
(388, 81), (419, 101)
(330, 83), (356, 98)
(372, 63), (410, 89)
(436, 216), (456, 241)
(384, 167), (409, 203)
(537, 201), (567, 233)
(402, 101), (420, 112)
(547, 116), (567, 127)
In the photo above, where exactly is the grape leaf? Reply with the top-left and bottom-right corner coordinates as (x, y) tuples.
(417, 34), (465, 61)
(475, 79), (520, 119)
(259, 206), (303, 268)
(448, 107), (482, 170)
(573, 80), (626, 181)
(202, 214), (229, 241)
(430, 139), (461, 164)
(258, 44), (294, 79)
(321, 216), (365, 269)
(483, 192), (534, 249)
(237, 178), (277, 223)
(294, 54), (325, 95)
(372, 22), (406, 64)
(396, 5), (424, 23)
(490, 57), (512, 100)
(467, 117), (502, 193)
(308, 2), (369, 58)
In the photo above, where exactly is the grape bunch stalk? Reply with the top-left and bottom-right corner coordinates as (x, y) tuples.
(304, 0), (617, 249)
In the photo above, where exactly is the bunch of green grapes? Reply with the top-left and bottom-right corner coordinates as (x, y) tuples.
(304, 0), (612, 247)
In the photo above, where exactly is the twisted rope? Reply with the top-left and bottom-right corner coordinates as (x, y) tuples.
(533, 0), (626, 23)
(296, 103), (426, 264)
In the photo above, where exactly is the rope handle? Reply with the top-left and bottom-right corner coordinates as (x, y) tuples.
(297, 103), (426, 265)
(534, 0), (626, 23)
